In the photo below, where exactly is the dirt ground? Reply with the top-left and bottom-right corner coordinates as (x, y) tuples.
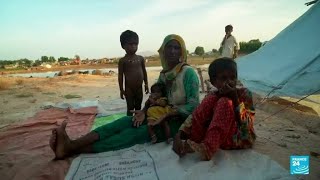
(0, 69), (319, 179)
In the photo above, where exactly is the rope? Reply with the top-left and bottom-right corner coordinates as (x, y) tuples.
(254, 86), (281, 107)
(257, 87), (320, 123)
(199, 67), (319, 122)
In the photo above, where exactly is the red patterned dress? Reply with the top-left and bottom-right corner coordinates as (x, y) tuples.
(179, 87), (256, 160)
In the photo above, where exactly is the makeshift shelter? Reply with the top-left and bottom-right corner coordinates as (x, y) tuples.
(237, 2), (320, 104)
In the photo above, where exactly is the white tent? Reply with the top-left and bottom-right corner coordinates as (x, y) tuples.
(237, 2), (320, 103)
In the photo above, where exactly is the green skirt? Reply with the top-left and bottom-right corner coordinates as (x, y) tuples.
(92, 116), (183, 152)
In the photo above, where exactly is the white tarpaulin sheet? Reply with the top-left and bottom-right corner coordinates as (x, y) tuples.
(66, 143), (295, 180)
(41, 99), (129, 117)
(237, 2), (320, 102)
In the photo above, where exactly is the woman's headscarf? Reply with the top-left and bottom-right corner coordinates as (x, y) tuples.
(158, 34), (188, 71)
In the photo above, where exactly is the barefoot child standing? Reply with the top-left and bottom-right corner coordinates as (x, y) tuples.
(118, 30), (149, 116)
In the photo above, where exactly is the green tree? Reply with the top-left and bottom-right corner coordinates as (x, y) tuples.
(49, 56), (56, 63)
(212, 49), (218, 53)
(18, 58), (32, 67)
(58, 57), (69, 62)
(41, 56), (49, 63)
(239, 39), (262, 54)
(0, 60), (16, 68)
(75, 55), (80, 61)
(194, 46), (205, 56)
(3, 60), (16, 66)
(33, 60), (41, 66)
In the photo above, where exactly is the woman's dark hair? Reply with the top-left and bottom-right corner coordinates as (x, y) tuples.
(120, 30), (139, 48)
(208, 57), (237, 80)
(150, 82), (166, 97)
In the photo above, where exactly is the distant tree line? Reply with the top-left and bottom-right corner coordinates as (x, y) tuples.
(0, 59), (33, 69)
(189, 39), (263, 58)
(58, 57), (70, 62)
(239, 39), (262, 54)
(192, 47), (220, 57)
(0, 56), (73, 69)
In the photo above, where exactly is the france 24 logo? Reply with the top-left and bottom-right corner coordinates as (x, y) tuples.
(290, 156), (309, 175)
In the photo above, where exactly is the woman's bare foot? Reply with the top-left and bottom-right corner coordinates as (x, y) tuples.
(54, 121), (72, 159)
(172, 134), (185, 157)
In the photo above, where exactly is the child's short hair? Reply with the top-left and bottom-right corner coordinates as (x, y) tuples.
(151, 82), (166, 96)
(225, 25), (233, 31)
(208, 57), (237, 80)
(120, 30), (139, 48)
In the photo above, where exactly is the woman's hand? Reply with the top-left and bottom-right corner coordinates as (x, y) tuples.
(131, 110), (145, 127)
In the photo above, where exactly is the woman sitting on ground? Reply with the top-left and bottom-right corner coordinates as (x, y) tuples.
(172, 58), (256, 160)
(49, 34), (200, 159)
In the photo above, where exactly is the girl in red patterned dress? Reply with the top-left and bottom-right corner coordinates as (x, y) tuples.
(172, 57), (256, 160)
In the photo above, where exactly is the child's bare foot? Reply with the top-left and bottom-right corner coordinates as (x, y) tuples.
(151, 134), (157, 144)
(54, 121), (71, 159)
(166, 138), (173, 144)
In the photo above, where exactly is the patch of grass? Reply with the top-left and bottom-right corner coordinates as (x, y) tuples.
(0, 79), (11, 90)
(64, 94), (82, 99)
(15, 79), (24, 85)
(42, 92), (56, 95)
(16, 92), (33, 98)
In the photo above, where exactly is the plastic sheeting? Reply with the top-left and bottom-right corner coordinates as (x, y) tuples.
(66, 142), (295, 180)
(92, 113), (126, 130)
(41, 99), (129, 117)
(0, 107), (97, 180)
(237, 2), (320, 102)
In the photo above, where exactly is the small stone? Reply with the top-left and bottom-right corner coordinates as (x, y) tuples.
(29, 99), (37, 103)
(279, 142), (287, 148)
(308, 129), (317, 134)
(286, 134), (301, 139)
